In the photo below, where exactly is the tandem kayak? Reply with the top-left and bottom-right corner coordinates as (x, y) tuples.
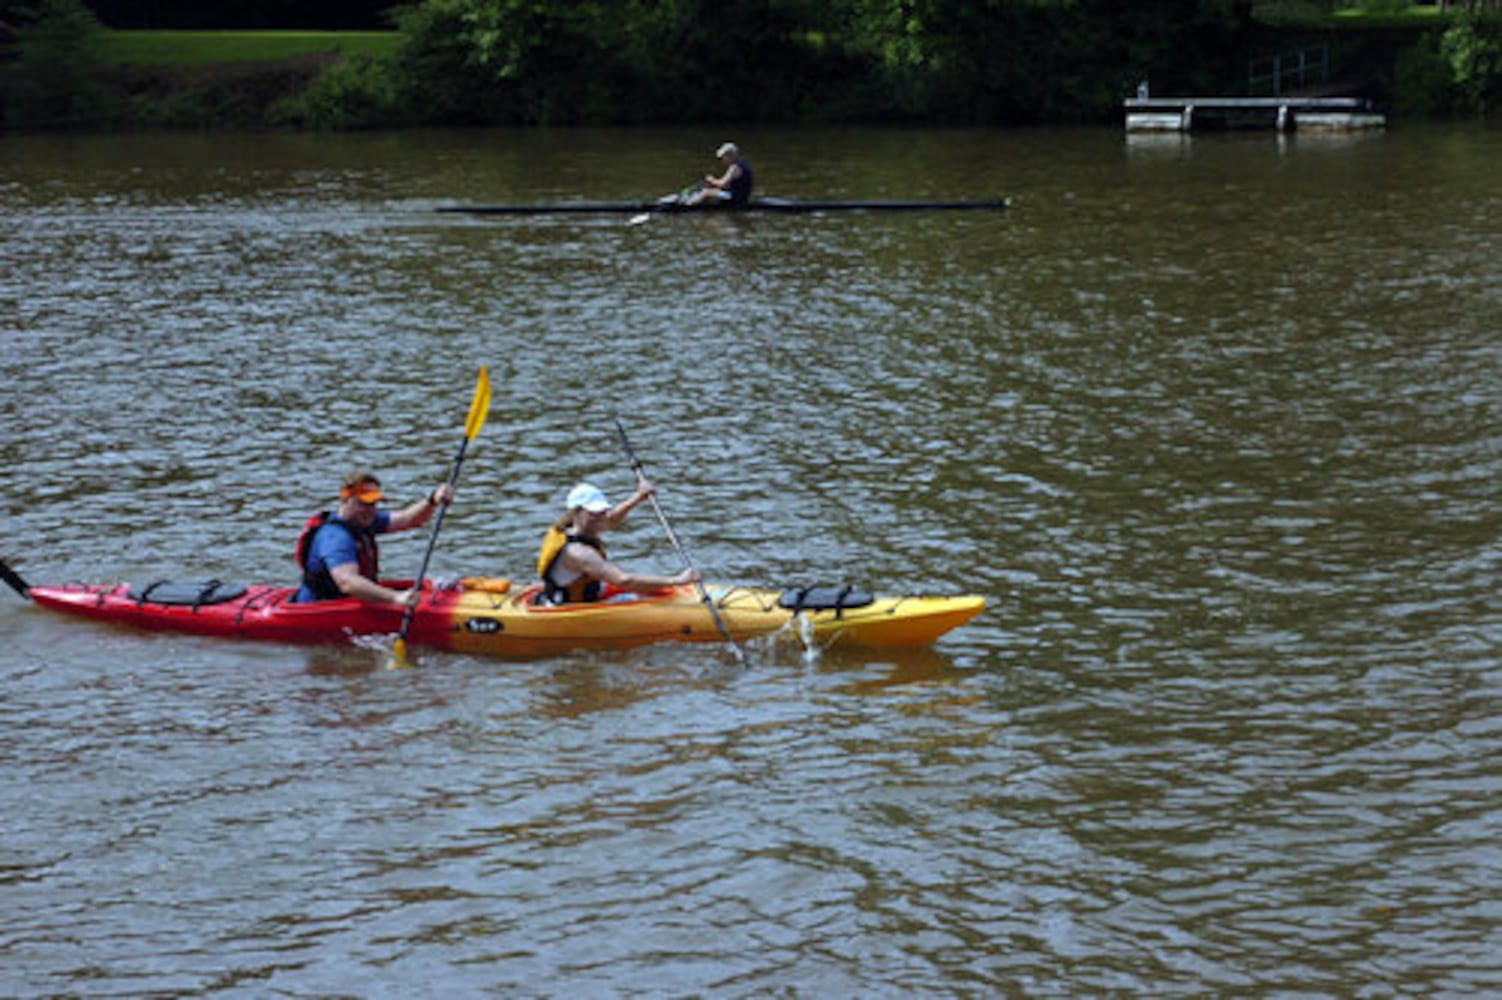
(12, 572), (985, 658)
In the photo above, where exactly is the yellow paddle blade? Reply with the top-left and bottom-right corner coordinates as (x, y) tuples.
(465, 366), (492, 441)
(387, 636), (413, 670)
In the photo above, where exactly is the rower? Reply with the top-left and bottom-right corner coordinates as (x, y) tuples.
(687, 142), (754, 207)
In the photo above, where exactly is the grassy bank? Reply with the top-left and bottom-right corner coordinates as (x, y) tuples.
(1331, 7), (1445, 26)
(1256, 2), (1482, 28)
(97, 30), (399, 67)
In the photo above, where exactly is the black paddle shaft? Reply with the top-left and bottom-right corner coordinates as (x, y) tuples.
(0, 557), (33, 599)
(395, 436), (472, 644)
(612, 419), (748, 666)
(612, 421), (699, 569)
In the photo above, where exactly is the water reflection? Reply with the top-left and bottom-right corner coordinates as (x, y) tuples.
(528, 654), (701, 720)
(301, 643), (392, 678)
(813, 645), (969, 694)
(1123, 131), (1193, 159)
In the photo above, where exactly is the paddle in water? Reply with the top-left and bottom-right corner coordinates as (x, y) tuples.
(388, 366), (492, 668)
(627, 181), (705, 226)
(612, 418), (749, 668)
(0, 557), (33, 600)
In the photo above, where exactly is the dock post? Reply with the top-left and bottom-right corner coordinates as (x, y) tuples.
(1181, 104), (1195, 131)
(1277, 105), (1290, 131)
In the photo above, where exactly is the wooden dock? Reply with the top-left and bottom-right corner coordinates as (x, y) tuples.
(1124, 96), (1384, 133)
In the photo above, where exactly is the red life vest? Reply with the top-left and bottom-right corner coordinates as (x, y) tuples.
(294, 511), (381, 600)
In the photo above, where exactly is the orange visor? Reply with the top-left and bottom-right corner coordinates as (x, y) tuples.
(341, 483), (385, 504)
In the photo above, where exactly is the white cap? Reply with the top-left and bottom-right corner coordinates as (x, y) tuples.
(566, 482), (611, 513)
(715, 142), (739, 158)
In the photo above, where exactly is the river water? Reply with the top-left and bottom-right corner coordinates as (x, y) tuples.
(2, 123), (1499, 995)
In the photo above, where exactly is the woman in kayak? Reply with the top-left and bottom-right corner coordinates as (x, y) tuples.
(538, 481), (699, 604)
(688, 142), (753, 207)
(294, 469), (455, 605)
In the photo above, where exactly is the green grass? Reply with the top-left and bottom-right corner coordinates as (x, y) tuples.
(1332, 5), (1446, 25)
(97, 30), (400, 68)
(1254, 2), (1453, 28)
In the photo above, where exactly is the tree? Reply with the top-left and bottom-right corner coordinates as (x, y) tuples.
(830, 0), (1252, 124)
(1441, 10), (1502, 113)
(393, 0), (627, 123)
(4, 0), (108, 126)
(390, 0), (840, 124)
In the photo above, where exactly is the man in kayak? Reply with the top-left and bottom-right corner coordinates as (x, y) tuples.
(294, 470), (455, 605)
(687, 142), (753, 207)
(537, 481), (699, 604)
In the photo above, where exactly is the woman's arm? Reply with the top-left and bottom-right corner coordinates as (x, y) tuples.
(603, 479), (655, 530)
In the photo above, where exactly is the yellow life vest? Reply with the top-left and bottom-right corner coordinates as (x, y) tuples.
(537, 528), (606, 604)
(536, 525), (569, 578)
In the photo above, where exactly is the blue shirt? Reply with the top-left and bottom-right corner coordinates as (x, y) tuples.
(294, 511), (391, 603)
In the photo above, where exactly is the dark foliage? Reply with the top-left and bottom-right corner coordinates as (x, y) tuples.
(5, 0), (1496, 129)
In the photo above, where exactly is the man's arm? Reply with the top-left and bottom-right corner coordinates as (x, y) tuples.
(330, 562), (415, 606)
(388, 483), (456, 531)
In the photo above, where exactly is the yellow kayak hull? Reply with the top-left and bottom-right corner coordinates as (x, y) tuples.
(442, 582), (985, 657)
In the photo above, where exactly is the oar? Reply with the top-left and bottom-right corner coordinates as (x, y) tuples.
(389, 366), (492, 667)
(0, 557), (32, 599)
(612, 418), (748, 667)
(628, 181), (704, 225)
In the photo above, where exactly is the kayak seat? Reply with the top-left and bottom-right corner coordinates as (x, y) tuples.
(127, 579), (250, 608)
(778, 585), (875, 614)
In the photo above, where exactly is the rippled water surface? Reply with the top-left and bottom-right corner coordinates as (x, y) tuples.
(2, 124), (1500, 995)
